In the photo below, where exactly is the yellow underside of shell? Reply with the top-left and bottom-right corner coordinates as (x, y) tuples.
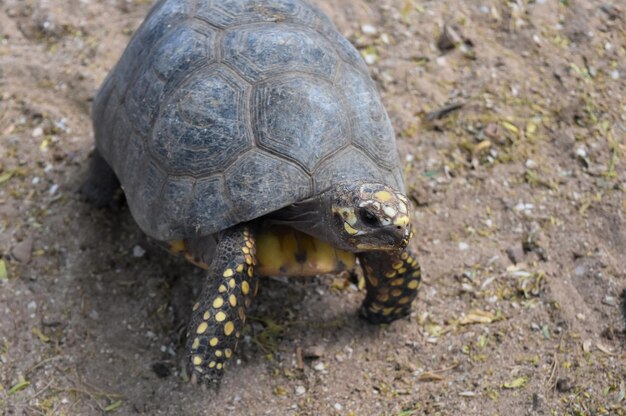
(170, 226), (356, 277)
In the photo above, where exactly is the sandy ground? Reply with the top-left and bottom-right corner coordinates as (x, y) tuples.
(0, 0), (625, 415)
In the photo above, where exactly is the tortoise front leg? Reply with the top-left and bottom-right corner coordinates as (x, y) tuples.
(185, 225), (257, 386)
(358, 249), (421, 324)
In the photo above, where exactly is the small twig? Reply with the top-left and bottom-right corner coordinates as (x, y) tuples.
(426, 102), (464, 121)
(25, 355), (68, 376)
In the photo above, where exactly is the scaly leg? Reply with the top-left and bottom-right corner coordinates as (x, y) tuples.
(185, 225), (257, 386)
(358, 249), (421, 324)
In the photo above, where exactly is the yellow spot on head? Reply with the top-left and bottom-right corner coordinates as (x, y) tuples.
(229, 294), (237, 307)
(242, 281), (250, 295)
(196, 322), (208, 334)
(229, 278), (236, 289)
(191, 337), (200, 349)
(392, 261), (404, 270)
(213, 296), (224, 309)
(225, 349), (232, 358)
(242, 246), (250, 254)
(236, 264), (244, 273)
(215, 350), (223, 357)
(343, 222), (359, 235)
(203, 311), (211, 320)
(391, 278), (405, 286)
(247, 266), (254, 278)
(192, 302), (200, 311)
(393, 215), (410, 227)
(193, 355), (203, 365)
(216, 363), (223, 370)
(412, 270), (421, 278)
(374, 190), (393, 202)
(218, 284), (227, 293)
(400, 252), (408, 260)
(407, 280), (420, 289)
(223, 269), (234, 278)
(383, 206), (397, 218)
(215, 311), (226, 322)
(209, 337), (218, 347)
(391, 289), (403, 297)
(209, 361), (216, 368)
(224, 321), (235, 336)
(385, 270), (397, 278)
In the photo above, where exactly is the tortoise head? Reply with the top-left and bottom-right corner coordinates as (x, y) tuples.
(328, 182), (413, 252)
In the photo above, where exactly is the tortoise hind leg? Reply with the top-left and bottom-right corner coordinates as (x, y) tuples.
(358, 249), (421, 324)
(185, 225), (257, 386)
(79, 148), (121, 208)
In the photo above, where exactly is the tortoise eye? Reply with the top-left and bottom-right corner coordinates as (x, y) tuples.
(358, 208), (380, 227)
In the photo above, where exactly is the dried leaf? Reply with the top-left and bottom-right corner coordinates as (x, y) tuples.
(503, 376), (528, 389)
(0, 171), (13, 185)
(596, 342), (615, 356)
(8, 378), (30, 395)
(32, 327), (50, 343)
(0, 260), (8, 281)
(104, 400), (123, 412)
(418, 371), (445, 382)
(458, 309), (496, 325)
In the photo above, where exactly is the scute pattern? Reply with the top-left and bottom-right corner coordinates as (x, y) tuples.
(152, 23), (217, 83)
(155, 176), (196, 237)
(337, 64), (399, 171)
(253, 75), (348, 172)
(224, 150), (311, 220)
(195, 0), (324, 29)
(150, 66), (251, 176)
(93, 0), (404, 240)
(188, 176), (235, 235)
(314, 148), (386, 193)
(221, 25), (338, 81)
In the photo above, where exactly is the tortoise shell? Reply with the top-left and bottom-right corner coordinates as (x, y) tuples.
(93, 0), (404, 240)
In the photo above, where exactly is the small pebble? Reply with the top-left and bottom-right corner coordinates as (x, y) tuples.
(27, 301), (37, 311)
(506, 243), (525, 265)
(334, 403), (343, 411)
(295, 386), (306, 396)
(11, 236), (33, 263)
(89, 309), (99, 320)
(302, 345), (325, 359)
(458, 242), (469, 251)
(361, 24), (377, 35)
(133, 245), (146, 257)
(313, 362), (325, 371)
(32, 127), (43, 138)
(610, 70), (620, 80)
(602, 295), (617, 307)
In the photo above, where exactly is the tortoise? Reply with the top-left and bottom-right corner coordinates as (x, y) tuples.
(81, 0), (421, 385)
